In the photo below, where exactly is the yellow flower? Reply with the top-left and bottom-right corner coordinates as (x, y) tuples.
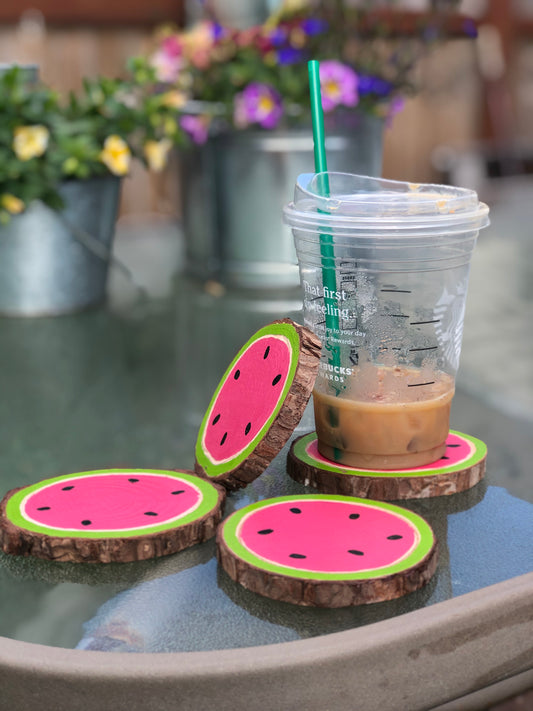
(1, 193), (25, 215)
(160, 90), (187, 110)
(143, 138), (172, 172)
(100, 135), (131, 176)
(12, 125), (49, 161)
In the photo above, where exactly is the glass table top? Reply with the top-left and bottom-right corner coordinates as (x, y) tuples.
(0, 179), (531, 653)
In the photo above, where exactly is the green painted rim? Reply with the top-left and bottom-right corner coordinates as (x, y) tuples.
(293, 430), (486, 478)
(5, 469), (222, 539)
(195, 322), (300, 478)
(220, 494), (435, 581)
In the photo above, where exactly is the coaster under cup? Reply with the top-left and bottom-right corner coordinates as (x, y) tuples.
(217, 494), (438, 607)
(0, 469), (225, 563)
(288, 430), (487, 500)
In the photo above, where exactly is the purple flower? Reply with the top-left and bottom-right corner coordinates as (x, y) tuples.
(358, 75), (394, 98)
(212, 22), (225, 41)
(180, 114), (211, 144)
(319, 61), (359, 113)
(234, 83), (283, 130)
(268, 27), (287, 47)
(301, 18), (328, 36)
(277, 47), (305, 65)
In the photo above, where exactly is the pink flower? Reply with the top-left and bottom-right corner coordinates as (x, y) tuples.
(233, 83), (283, 130)
(319, 60), (359, 113)
(180, 114), (211, 144)
(151, 36), (184, 83)
(162, 35), (182, 58)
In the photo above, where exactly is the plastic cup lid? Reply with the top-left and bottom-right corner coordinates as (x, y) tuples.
(283, 172), (490, 236)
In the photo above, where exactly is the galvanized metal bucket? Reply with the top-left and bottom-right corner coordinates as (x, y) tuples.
(179, 113), (383, 289)
(0, 176), (121, 316)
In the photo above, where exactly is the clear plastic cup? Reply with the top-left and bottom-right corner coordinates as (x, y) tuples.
(283, 172), (490, 470)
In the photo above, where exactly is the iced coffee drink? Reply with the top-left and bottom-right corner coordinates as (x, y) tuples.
(284, 172), (489, 472)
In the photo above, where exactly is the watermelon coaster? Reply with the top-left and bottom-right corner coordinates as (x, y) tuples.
(194, 319), (321, 491)
(288, 430), (487, 500)
(0, 469), (225, 564)
(216, 495), (438, 607)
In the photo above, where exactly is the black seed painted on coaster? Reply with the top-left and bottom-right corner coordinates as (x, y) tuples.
(144, 511), (158, 516)
(289, 507), (302, 514)
(37, 506), (50, 511)
(441, 456), (450, 460)
(263, 346), (270, 359)
(272, 374), (282, 386)
(258, 528), (273, 535)
(128, 478), (139, 483)
(62, 486), (74, 491)
(447, 443), (460, 447)
(81, 520), (92, 526)
(387, 535), (403, 540)
(171, 490), (185, 495)
(220, 432), (228, 446)
(234, 369), (241, 380)
(348, 549), (364, 556)
(212, 413), (220, 426)
(245, 422), (251, 436)
(349, 513), (360, 520)
(289, 553), (307, 559)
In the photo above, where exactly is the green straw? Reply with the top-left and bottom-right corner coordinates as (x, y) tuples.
(308, 60), (341, 371)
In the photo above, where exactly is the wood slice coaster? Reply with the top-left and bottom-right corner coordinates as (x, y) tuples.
(0, 469), (225, 564)
(288, 430), (487, 500)
(195, 319), (321, 491)
(217, 494), (437, 607)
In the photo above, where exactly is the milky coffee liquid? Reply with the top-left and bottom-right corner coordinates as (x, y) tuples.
(313, 365), (454, 470)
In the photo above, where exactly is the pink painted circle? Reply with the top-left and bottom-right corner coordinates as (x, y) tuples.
(202, 334), (291, 462)
(22, 473), (201, 531)
(238, 499), (418, 573)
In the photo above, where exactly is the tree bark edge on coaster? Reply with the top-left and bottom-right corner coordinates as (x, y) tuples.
(217, 494), (438, 607)
(0, 469), (225, 564)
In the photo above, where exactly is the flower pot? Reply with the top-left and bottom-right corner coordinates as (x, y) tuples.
(0, 176), (121, 316)
(179, 112), (383, 289)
